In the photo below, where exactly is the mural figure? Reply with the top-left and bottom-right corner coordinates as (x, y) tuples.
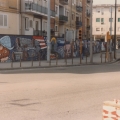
(0, 36), (13, 62)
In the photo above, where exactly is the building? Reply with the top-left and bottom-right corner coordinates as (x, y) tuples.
(20, 0), (55, 36)
(0, 0), (20, 35)
(92, 4), (120, 42)
(82, 0), (91, 40)
(55, 0), (82, 39)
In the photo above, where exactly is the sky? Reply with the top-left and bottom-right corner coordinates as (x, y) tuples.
(93, 0), (120, 5)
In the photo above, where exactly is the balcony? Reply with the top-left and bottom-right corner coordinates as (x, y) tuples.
(34, 30), (47, 36)
(76, 21), (82, 28)
(86, 25), (90, 30)
(25, 2), (55, 17)
(76, 6), (82, 12)
(86, 12), (90, 17)
(59, 15), (68, 22)
(87, 0), (90, 4)
(59, 0), (68, 5)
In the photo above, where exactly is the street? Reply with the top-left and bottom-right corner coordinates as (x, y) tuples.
(0, 63), (120, 120)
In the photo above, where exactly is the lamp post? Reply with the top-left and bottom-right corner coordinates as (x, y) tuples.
(114, 0), (117, 59)
(47, 0), (51, 61)
(90, 0), (93, 63)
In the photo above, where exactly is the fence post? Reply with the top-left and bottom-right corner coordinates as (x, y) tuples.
(72, 41), (74, 65)
(105, 53), (106, 63)
(49, 56), (51, 66)
(20, 55), (22, 68)
(80, 53), (82, 64)
(101, 52), (102, 63)
(86, 55), (87, 64)
(65, 40), (67, 65)
(56, 53), (58, 66)
(11, 58), (13, 68)
(39, 52), (41, 67)
(31, 57), (33, 67)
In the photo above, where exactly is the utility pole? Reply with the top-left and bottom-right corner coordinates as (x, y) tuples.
(47, 0), (51, 61)
(114, 0), (117, 59)
(110, 6), (112, 53)
(90, 0), (93, 63)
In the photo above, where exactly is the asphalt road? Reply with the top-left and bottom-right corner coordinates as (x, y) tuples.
(0, 63), (120, 120)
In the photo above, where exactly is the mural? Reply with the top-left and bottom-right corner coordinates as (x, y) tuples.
(0, 35), (81, 62)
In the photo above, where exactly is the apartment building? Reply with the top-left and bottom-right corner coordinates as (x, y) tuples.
(0, 0), (20, 34)
(55, 0), (82, 39)
(20, 0), (55, 36)
(82, 0), (91, 40)
(93, 4), (120, 42)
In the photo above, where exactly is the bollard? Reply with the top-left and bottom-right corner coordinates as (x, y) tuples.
(101, 53), (103, 63)
(20, 55), (22, 68)
(11, 58), (13, 68)
(39, 53), (41, 67)
(31, 57), (33, 67)
(86, 55), (87, 64)
(72, 41), (74, 65)
(56, 53), (58, 66)
(49, 56), (51, 66)
(72, 49), (73, 65)
(80, 54), (82, 64)
(64, 49), (67, 65)
(105, 53), (106, 63)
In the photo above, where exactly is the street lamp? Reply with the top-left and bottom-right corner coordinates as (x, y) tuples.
(114, 0), (117, 59)
(47, 0), (51, 61)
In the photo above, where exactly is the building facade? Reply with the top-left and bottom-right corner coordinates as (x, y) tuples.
(20, 0), (55, 36)
(82, 0), (91, 40)
(0, 0), (20, 35)
(55, 0), (82, 39)
(92, 4), (120, 42)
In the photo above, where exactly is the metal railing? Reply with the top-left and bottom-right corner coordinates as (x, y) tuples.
(76, 21), (82, 28)
(25, 2), (55, 17)
(59, 0), (68, 5)
(76, 6), (82, 12)
(59, 15), (68, 22)
(86, 12), (90, 17)
(87, 0), (90, 4)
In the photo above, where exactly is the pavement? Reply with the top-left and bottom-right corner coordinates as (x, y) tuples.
(0, 49), (120, 70)
(0, 63), (120, 120)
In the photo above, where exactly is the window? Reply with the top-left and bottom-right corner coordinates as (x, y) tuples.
(55, 25), (58, 31)
(118, 8), (120, 12)
(55, 6), (58, 15)
(101, 28), (104, 31)
(118, 27), (120, 31)
(109, 28), (113, 31)
(96, 8), (100, 13)
(101, 18), (104, 23)
(118, 18), (120, 22)
(65, 10), (69, 17)
(109, 18), (113, 22)
(72, 13), (75, 20)
(0, 14), (8, 27)
(25, 17), (29, 30)
(29, 20), (33, 28)
(96, 18), (100, 22)
(96, 28), (100, 31)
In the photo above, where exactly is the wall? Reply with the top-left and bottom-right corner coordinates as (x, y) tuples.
(0, 35), (81, 62)
(0, 12), (20, 34)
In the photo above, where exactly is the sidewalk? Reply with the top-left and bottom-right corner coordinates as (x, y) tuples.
(0, 49), (120, 70)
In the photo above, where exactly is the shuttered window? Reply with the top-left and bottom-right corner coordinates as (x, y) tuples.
(0, 14), (8, 27)
(25, 17), (29, 30)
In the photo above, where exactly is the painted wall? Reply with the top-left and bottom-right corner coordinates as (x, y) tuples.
(0, 35), (82, 62)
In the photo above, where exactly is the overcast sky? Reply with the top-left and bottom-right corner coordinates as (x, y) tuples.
(93, 0), (120, 5)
